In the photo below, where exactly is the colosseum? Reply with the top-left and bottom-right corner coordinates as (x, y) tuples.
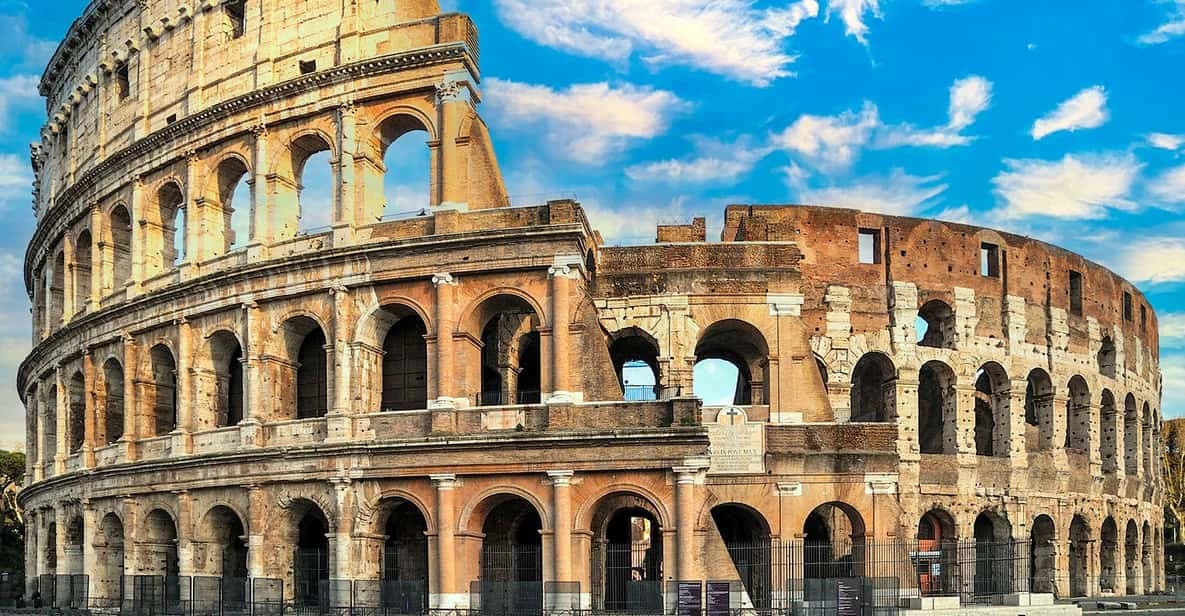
(16, 0), (1163, 614)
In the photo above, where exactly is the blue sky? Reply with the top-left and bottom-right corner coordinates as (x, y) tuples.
(1, 0), (1185, 444)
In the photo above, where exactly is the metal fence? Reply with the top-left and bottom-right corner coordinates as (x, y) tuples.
(476, 390), (542, 406)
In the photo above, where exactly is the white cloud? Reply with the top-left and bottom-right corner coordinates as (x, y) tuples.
(826, 0), (882, 44)
(1113, 237), (1185, 284)
(1031, 86), (1109, 140)
(778, 75), (992, 169)
(1139, 1), (1185, 44)
(991, 153), (1140, 220)
(774, 102), (880, 171)
(793, 168), (948, 216)
(484, 78), (688, 164)
(625, 136), (772, 184)
(492, 0), (819, 86)
(1160, 313), (1185, 346)
(0, 154), (32, 208)
(582, 195), (723, 245)
(931, 204), (976, 225)
(1148, 132), (1185, 151)
(0, 15), (57, 72)
(923, 0), (977, 5)
(0, 74), (40, 130)
(1149, 164), (1185, 207)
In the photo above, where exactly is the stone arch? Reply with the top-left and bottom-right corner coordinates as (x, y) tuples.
(149, 179), (185, 276)
(1098, 336), (1117, 378)
(107, 204), (133, 291)
(74, 228), (92, 312)
(285, 497), (333, 606)
(288, 131), (336, 235)
(608, 326), (662, 400)
(142, 508), (181, 579)
(276, 492), (338, 533)
(358, 490), (436, 535)
(972, 510), (1014, 597)
(1025, 368), (1055, 451)
(1142, 520), (1153, 595)
(1125, 518), (1140, 595)
(277, 315), (329, 420)
(93, 511), (125, 603)
(43, 384), (57, 465)
(694, 318), (770, 406)
(1101, 389), (1118, 475)
(207, 330), (245, 427)
(147, 343), (178, 437)
(211, 154), (252, 253)
(49, 250), (65, 327)
(196, 504), (249, 580)
(577, 483), (672, 534)
(1069, 513), (1092, 597)
(476, 492), (545, 613)
(1124, 393), (1139, 476)
(917, 299), (956, 349)
(353, 302), (430, 412)
(1100, 516), (1119, 593)
(803, 502), (867, 584)
(850, 352), (896, 423)
(917, 508), (959, 596)
(1030, 514), (1056, 594)
(919, 360), (956, 454)
(375, 111), (432, 218)
(588, 490), (668, 611)
(67, 370), (85, 453)
(460, 486), (551, 535)
(711, 503), (773, 609)
(974, 362), (1010, 457)
(1142, 402), (1153, 482)
(458, 287), (550, 334)
(375, 496), (430, 608)
(1066, 375), (1091, 452)
(459, 291), (547, 406)
(102, 357), (125, 444)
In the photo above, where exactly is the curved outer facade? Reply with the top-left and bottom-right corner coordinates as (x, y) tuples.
(19, 0), (1163, 610)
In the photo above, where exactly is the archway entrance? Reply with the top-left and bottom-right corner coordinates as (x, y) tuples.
(589, 493), (664, 613)
(1100, 517), (1118, 593)
(972, 512), (1012, 598)
(94, 514), (125, 608)
(480, 497), (543, 614)
(1069, 515), (1091, 597)
(293, 506), (330, 607)
(469, 296), (542, 406)
(917, 510), (957, 596)
(1030, 515), (1056, 594)
(802, 503), (865, 599)
(712, 504), (771, 609)
(381, 500), (429, 612)
(199, 506), (249, 607)
(1125, 520), (1139, 595)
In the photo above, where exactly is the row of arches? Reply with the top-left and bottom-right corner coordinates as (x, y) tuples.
(33, 114), (431, 337)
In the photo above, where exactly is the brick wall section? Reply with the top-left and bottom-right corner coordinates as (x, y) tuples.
(766, 423), (898, 453)
(656, 217), (706, 243)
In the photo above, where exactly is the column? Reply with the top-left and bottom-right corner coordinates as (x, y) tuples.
(54, 505), (67, 576)
(88, 206), (102, 309)
(173, 318), (193, 454)
(547, 264), (579, 403)
(548, 471), (575, 609)
(54, 367), (67, 475)
(249, 125), (270, 254)
(331, 479), (354, 580)
(434, 73), (473, 210)
(180, 150), (200, 276)
(246, 486), (266, 579)
(239, 301), (265, 447)
(121, 334), (140, 462)
(82, 501), (98, 593)
(34, 387), (45, 482)
(431, 474), (460, 608)
(176, 490), (193, 578)
(24, 511), (37, 598)
(81, 350), (96, 469)
(333, 102), (357, 244)
(431, 274), (459, 407)
(327, 284), (353, 441)
(673, 463), (707, 582)
(128, 176), (144, 295)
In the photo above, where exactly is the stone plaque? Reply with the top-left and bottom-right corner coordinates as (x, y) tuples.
(707, 407), (765, 475)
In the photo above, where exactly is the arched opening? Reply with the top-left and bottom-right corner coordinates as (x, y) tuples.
(24, 386), (37, 474)
(378, 114), (430, 218)
(153, 182), (185, 275)
(45, 520), (57, 572)
(210, 331), (245, 427)
(143, 509), (181, 603)
(1125, 519), (1139, 595)
(103, 359), (125, 444)
(1024, 368), (1055, 452)
(280, 317), (328, 419)
(974, 363), (1010, 457)
(65, 514), (85, 575)
(1124, 394), (1139, 476)
(471, 295), (542, 406)
(1101, 389), (1118, 475)
(608, 328), (662, 401)
(1069, 515), (1091, 597)
(850, 352), (896, 423)
(1098, 337), (1117, 378)
(381, 313), (428, 411)
(973, 512), (1012, 597)
(917, 509), (957, 596)
(74, 230), (92, 312)
(379, 500), (429, 612)
(216, 157), (252, 252)
(49, 251), (65, 326)
(223, 0), (246, 40)
(149, 344), (178, 436)
(1066, 376), (1091, 452)
(200, 505), (249, 605)
(1100, 516), (1118, 593)
(479, 496), (544, 615)
(94, 513), (125, 607)
(590, 492), (664, 612)
(712, 504), (771, 609)
(293, 504), (330, 607)
(44, 386), (57, 470)
(294, 136), (334, 235)
(67, 371), (85, 453)
(694, 319), (769, 406)
(109, 205), (133, 291)
(1143, 403), (1153, 482)
(1142, 521), (1153, 595)
(1030, 515), (1056, 594)
(917, 300), (956, 348)
(918, 360), (956, 454)
(803, 502), (866, 596)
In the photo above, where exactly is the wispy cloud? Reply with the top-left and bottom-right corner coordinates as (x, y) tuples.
(0, 74), (40, 131)
(1149, 164), (1185, 208)
(1113, 237), (1185, 284)
(484, 78), (688, 164)
(922, 0), (978, 6)
(1139, 0), (1185, 45)
(0, 154), (32, 209)
(1160, 312), (1185, 346)
(790, 168), (948, 216)
(0, 14), (57, 72)
(1031, 86), (1109, 140)
(491, 0), (820, 86)
(1163, 351), (1185, 418)
(991, 153), (1140, 219)
(1148, 132), (1185, 151)
(826, 0), (882, 45)
(877, 75), (993, 147)
(625, 136), (772, 184)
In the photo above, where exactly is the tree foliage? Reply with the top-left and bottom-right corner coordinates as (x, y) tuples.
(1164, 421), (1185, 545)
(0, 450), (24, 573)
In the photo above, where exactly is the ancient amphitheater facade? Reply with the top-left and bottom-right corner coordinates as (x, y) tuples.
(18, 0), (1163, 612)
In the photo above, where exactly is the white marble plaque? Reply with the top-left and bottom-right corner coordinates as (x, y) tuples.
(707, 407), (765, 474)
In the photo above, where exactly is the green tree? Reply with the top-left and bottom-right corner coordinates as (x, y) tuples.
(0, 450), (25, 574)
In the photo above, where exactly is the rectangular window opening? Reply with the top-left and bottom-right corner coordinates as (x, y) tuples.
(1141, 304), (1147, 333)
(299, 59), (317, 75)
(1069, 270), (1083, 316)
(166, 114), (177, 125)
(1123, 292), (1133, 321)
(116, 64), (130, 100)
(980, 243), (999, 277)
(227, 0), (246, 39)
(858, 228), (881, 264)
